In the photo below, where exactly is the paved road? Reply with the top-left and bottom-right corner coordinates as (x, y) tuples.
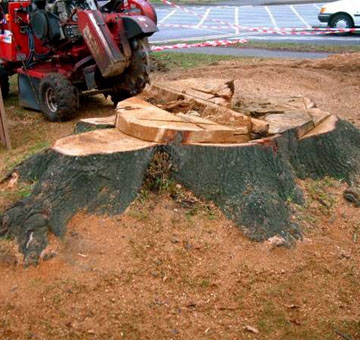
(218, 0), (330, 5)
(163, 47), (331, 58)
(150, 2), (360, 45)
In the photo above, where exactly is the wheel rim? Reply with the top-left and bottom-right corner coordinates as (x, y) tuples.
(45, 87), (58, 113)
(334, 18), (350, 29)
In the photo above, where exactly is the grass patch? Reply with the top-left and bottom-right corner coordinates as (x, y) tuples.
(290, 177), (342, 233)
(152, 52), (241, 69)
(0, 181), (36, 205)
(0, 75), (52, 178)
(236, 41), (360, 54)
(304, 177), (338, 216)
(127, 208), (150, 221)
(153, 41), (360, 56)
(1, 140), (50, 177)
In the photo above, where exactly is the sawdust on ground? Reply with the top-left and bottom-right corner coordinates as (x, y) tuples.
(152, 53), (360, 128)
(1, 185), (359, 339)
(1, 53), (360, 339)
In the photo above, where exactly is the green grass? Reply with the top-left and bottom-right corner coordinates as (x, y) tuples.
(1, 140), (50, 178)
(237, 41), (360, 54)
(0, 181), (36, 203)
(152, 52), (242, 69)
(153, 40), (360, 55)
(127, 208), (150, 221)
(304, 177), (338, 216)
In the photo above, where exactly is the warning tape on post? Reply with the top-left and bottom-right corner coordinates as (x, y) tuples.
(151, 38), (248, 52)
(161, 0), (359, 35)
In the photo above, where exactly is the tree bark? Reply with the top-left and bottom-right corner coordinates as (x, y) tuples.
(167, 118), (360, 242)
(0, 117), (359, 265)
(0, 143), (155, 265)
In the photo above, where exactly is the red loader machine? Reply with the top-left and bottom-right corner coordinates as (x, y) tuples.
(0, 0), (157, 121)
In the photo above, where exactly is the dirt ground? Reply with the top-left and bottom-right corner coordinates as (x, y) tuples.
(1, 53), (360, 339)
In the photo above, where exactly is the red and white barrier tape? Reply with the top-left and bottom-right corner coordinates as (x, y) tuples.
(161, 0), (359, 35)
(151, 38), (247, 51)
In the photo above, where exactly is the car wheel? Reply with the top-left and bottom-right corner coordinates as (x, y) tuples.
(329, 14), (354, 30)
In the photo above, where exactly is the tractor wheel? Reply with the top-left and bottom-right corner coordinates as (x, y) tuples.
(110, 37), (151, 107)
(0, 65), (10, 99)
(39, 73), (78, 122)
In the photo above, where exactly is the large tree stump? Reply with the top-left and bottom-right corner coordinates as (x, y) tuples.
(167, 117), (360, 241)
(0, 130), (156, 265)
(1, 81), (359, 265)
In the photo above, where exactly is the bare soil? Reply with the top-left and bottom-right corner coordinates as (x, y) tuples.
(1, 53), (360, 339)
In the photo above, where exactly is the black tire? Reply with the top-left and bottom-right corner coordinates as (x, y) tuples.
(39, 73), (77, 122)
(0, 65), (10, 99)
(329, 13), (354, 30)
(110, 37), (151, 107)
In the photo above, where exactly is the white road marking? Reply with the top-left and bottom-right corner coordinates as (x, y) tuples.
(265, 6), (278, 28)
(290, 5), (311, 28)
(153, 3), (360, 44)
(151, 33), (241, 44)
(159, 9), (177, 24)
(196, 8), (211, 29)
(234, 7), (239, 34)
(241, 35), (360, 42)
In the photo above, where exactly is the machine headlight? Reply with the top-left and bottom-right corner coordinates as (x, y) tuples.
(320, 7), (327, 13)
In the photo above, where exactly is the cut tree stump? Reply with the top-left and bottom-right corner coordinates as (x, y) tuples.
(0, 129), (157, 265)
(53, 129), (157, 156)
(1, 81), (359, 266)
(265, 111), (315, 136)
(74, 115), (116, 134)
(166, 117), (360, 241)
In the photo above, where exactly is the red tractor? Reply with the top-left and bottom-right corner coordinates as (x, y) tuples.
(0, 0), (157, 121)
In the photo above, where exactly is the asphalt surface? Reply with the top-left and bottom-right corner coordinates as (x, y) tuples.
(163, 46), (331, 58)
(150, 2), (360, 46)
(217, 0), (331, 5)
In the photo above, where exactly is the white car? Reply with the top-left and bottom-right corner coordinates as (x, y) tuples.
(318, 0), (360, 28)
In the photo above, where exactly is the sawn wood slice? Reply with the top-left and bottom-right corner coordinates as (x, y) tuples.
(53, 128), (157, 156)
(115, 97), (250, 144)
